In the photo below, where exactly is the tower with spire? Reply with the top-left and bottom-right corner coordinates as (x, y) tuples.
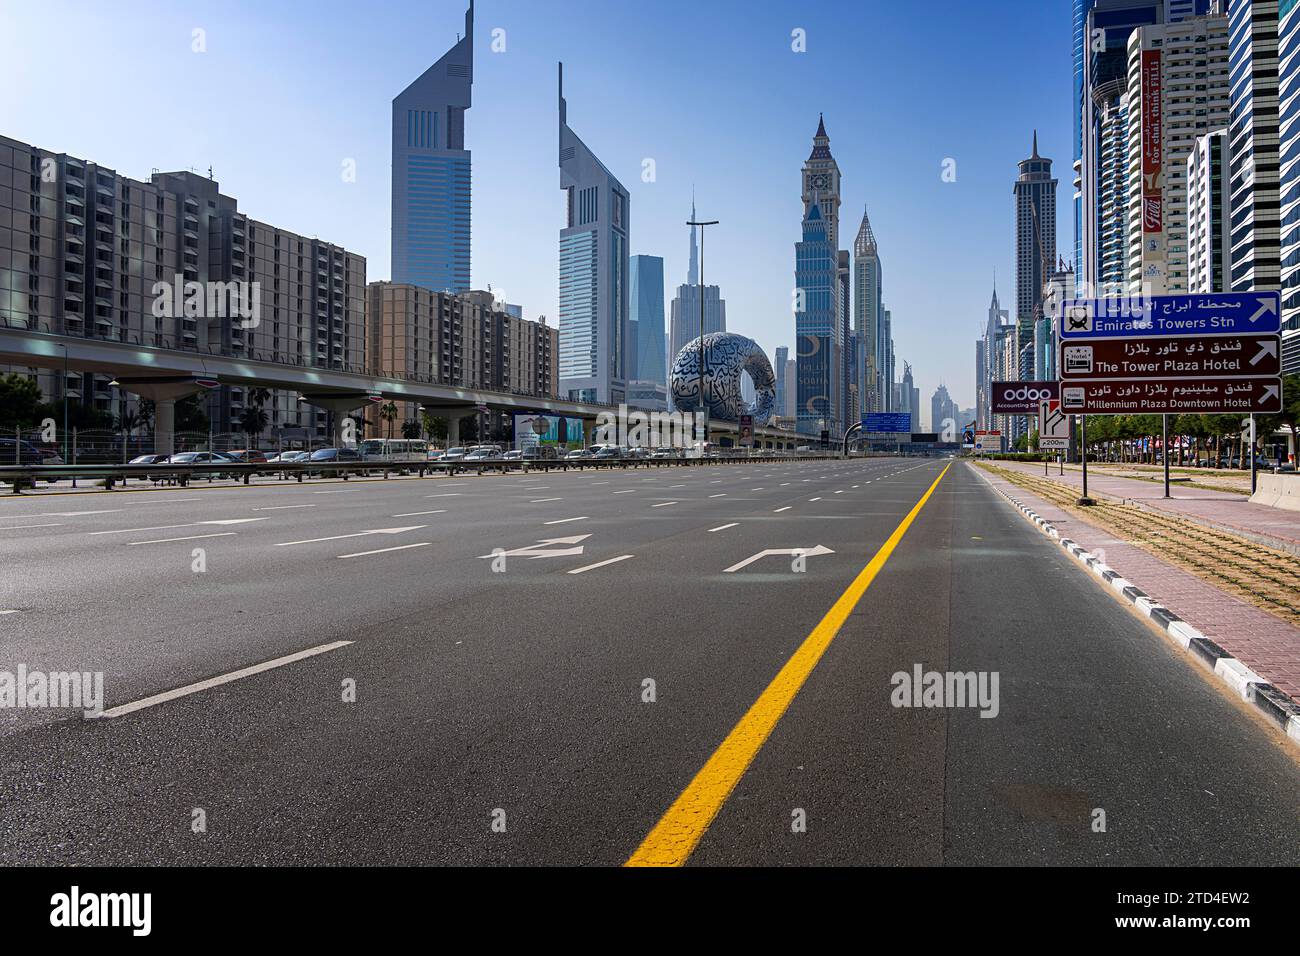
(668, 199), (725, 384)
(802, 114), (843, 249)
(853, 206), (885, 414)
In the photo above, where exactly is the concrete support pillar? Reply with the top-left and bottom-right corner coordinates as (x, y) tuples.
(448, 414), (462, 446)
(111, 377), (211, 458)
(154, 399), (176, 457)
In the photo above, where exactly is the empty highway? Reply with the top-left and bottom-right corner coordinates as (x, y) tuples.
(1, 458), (1297, 865)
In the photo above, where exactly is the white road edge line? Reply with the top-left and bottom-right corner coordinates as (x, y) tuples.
(94, 640), (354, 719)
(567, 554), (635, 574)
(338, 542), (432, 559)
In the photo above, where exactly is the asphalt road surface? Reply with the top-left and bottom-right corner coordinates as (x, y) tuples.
(0, 457), (1296, 865)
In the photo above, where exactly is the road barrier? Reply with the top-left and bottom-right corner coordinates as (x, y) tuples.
(1249, 473), (1300, 512)
(0, 452), (841, 493)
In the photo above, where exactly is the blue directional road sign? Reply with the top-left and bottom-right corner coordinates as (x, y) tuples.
(863, 413), (912, 434)
(1060, 292), (1280, 339)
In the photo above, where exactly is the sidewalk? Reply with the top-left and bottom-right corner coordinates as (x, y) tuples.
(975, 464), (1300, 711)
(993, 459), (1300, 554)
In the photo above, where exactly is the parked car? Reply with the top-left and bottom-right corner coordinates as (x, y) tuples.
(442, 446), (469, 462)
(426, 448), (445, 460)
(502, 449), (525, 461)
(650, 447), (679, 459)
(128, 454), (170, 465)
(593, 445), (623, 459)
(463, 445), (503, 461)
(0, 437), (63, 465)
(267, 451), (310, 463)
(225, 449), (269, 463)
(164, 451), (237, 478)
(565, 448), (592, 460)
(308, 447), (361, 463)
(626, 446), (651, 459)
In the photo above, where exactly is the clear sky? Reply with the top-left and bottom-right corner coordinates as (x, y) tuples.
(1, 0), (1072, 419)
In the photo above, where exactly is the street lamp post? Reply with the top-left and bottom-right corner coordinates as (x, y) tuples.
(60, 344), (68, 463)
(687, 217), (718, 449)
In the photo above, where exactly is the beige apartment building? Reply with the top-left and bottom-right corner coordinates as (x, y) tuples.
(365, 282), (558, 438)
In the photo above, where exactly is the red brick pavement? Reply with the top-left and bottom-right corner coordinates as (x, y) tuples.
(994, 460), (1300, 551)
(977, 465), (1300, 705)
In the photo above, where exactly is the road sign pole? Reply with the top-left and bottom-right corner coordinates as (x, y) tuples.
(1079, 414), (1091, 505)
(1250, 413), (1257, 495)
(1162, 414), (1170, 499)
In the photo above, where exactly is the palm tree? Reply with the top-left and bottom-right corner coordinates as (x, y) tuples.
(379, 401), (399, 439)
(238, 406), (269, 448)
(401, 418), (421, 440)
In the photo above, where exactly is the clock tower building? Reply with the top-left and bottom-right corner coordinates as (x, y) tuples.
(802, 114), (842, 248)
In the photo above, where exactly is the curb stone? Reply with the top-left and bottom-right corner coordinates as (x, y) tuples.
(971, 464), (1300, 750)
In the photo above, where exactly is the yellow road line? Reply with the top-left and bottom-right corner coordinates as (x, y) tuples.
(625, 462), (951, 867)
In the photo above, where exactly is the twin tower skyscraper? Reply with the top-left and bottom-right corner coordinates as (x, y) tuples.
(391, 2), (636, 405)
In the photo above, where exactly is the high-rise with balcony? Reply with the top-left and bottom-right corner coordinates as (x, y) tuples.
(1187, 129), (1232, 292)
(1125, 11), (1230, 294)
(1278, 0), (1300, 372)
(0, 134), (365, 441)
(391, 1), (473, 295)
(1228, 0), (1280, 295)
(1015, 134), (1057, 344)
(558, 64), (630, 405)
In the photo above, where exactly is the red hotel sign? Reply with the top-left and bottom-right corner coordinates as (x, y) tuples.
(1141, 49), (1163, 233)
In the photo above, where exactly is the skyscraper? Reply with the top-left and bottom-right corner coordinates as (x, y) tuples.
(1187, 130), (1232, 294)
(391, 1), (473, 295)
(558, 63), (631, 404)
(1126, 12), (1230, 294)
(774, 345), (789, 422)
(1228, 1), (1281, 296)
(795, 199), (842, 437)
(802, 115), (842, 247)
(1279, 0), (1300, 372)
(1015, 133), (1057, 325)
(853, 208), (884, 414)
(629, 255), (666, 385)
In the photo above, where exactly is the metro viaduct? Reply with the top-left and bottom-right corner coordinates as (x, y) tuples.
(0, 328), (804, 454)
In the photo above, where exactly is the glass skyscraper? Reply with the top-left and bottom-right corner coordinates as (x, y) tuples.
(795, 201), (843, 438)
(391, 2), (473, 295)
(558, 64), (630, 404)
(629, 255), (666, 385)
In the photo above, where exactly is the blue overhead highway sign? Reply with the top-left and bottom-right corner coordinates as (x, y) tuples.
(1060, 292), (1280, 339)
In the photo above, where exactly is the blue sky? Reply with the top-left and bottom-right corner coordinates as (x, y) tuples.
(1, 0), (1072, 415)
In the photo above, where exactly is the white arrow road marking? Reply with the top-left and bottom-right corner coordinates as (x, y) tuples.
(91, 518), (269, 536)
(128, 532), (238, 546)
(480, 534), (591, 559)
(93, 640), (353, 719)
(708, 523), (738, 533)
(338, 542), (431, 559)
(723, 545), (835, 573)
(1250, 339), (1279, 365)
(567, 554), (635, 574)
(276, 525), (426, 547)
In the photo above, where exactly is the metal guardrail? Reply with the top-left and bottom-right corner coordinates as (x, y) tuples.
(0, 453), (838, 492)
